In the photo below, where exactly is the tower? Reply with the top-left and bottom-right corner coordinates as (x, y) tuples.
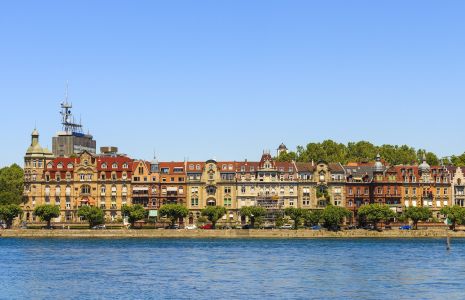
(52, 87), (97, 157)
(277, 143), (288, 156)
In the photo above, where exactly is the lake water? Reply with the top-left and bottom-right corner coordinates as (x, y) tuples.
(1, 238), (464, 299)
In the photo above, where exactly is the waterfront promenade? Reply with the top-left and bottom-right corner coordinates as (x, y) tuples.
(1, 228), (462, 239)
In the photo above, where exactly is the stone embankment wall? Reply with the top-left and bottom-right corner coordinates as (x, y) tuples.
(1, 229), (463, 239)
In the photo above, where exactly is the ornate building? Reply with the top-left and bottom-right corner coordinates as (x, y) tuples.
(23, 130), (134, 222)
(22, 127), (455, 226)
(396, 155), (451, 216)
(449, 166), (465, 207)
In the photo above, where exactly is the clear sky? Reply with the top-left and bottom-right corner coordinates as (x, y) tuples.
(1, 1), (464, 167)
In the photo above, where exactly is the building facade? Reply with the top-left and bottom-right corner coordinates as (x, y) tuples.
(22, 130), (456, 225)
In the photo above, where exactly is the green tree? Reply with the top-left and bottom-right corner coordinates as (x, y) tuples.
(451, 153), (465, 167)
(77, 206), (105, 228)
(320, 140), (347, 163)
(440, 206), (465, 231)
(347, 141), (377, 163)
(240, 206), (266, 228)
(402, 207), (432, 230)
(0, 204), (22, 228)
(284, 207), (307, 230)
(276, 151), (298, 162)
(201, 206), (227, 229)
(158, 204), (189, 227)
(358, 204), (395, 230)
(0, 164), (24, 205)
(304, 210), (322, 227)
(33, 204), (60, 228)
(275, 216), (285, 228)
(321, 205), (351, 231)
(121, 204), (147, 228)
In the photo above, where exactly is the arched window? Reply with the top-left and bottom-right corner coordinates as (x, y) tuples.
(207, 199), (216, 206)
(81, 185), (91, 195)
(102, 163), (107, 169)
(112, 163), (118, 169)
(67, 163), (74, 169)
(57, 163), (63, 169)
(123, 163), (128, 169)
(47, 162), (53, 168)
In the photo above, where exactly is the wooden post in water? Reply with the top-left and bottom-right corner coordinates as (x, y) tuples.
(446, 231), (451, 251)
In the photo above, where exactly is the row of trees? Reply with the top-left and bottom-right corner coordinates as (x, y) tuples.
(4, 202), (465, 231)
(276, 139), (465, 166)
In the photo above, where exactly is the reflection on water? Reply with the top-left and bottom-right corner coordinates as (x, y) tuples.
(1, 238), (465, 299)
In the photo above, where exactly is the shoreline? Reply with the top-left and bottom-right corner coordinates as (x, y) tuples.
(0, 229), (463, 239)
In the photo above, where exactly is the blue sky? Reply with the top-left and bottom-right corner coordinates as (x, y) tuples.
(1, 1), (464, 167)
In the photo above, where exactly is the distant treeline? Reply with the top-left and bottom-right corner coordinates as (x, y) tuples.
(276, 140), (465, 166)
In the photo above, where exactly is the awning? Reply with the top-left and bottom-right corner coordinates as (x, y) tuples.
(80, 197), (96, 205)
(133, 187), (149, 191)
(167, 187), (178, 192)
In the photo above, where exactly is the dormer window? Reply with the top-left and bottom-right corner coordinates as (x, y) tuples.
(67, 163), (73, 169)
(47, 162), (53, 169)
(57, 163), (63, 169)
(112, 163), (118, 169)
(123, 163), (128, 169)
(84, 160), (88, 166)
(196, 164), (201, 170)
(102, 163), (107, 169)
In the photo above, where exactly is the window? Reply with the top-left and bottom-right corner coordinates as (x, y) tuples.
(191, 197), (199, 206)
(102, 163), (107, 169)
(47, 162), (53, 168)
(241, 186), (246, 193)
(161, 168), (169, 174)
(303, 197), (310, 206)
(123, 163), (128, 169)
(224, 187), (231, 194)
(101, 186), (106, 195)
(224, 197), (232, 207)
(101, 173), (106, 180)
(113, 163), (118, 169)
(81, 185), (91, 194)
(80, 174), (85, 181)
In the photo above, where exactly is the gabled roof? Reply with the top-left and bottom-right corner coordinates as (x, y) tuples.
(295, 162), (315, 173)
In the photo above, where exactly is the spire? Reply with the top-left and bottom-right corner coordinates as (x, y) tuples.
(31, 128), (39, 146)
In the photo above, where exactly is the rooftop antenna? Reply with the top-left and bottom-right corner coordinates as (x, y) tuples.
(60, 82), (83, 134)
